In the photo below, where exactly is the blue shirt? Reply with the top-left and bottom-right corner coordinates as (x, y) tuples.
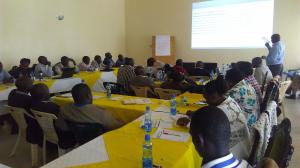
(202, 153), (252, 168)
(266, 41), (285, 65)
(0, 70), (12, 84)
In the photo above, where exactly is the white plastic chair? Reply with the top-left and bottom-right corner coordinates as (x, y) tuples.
(278, 80), (292, 118)
(5, 105), (39, 167)
(31, 109), (66, 164)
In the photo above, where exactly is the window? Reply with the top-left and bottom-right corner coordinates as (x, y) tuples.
(191, 0), (274, 49)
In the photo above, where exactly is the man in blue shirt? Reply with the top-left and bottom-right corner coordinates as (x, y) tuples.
(265, 34), (285, 77)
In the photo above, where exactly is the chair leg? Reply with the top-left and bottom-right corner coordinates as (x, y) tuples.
(42, 137), (47, 164)
(31, 144), (39, 167)
(9, 131), (22, 157)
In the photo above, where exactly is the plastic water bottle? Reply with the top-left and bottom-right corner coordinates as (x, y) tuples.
(106, 85), (112, 98)
(181, 96), (188, 106)
(30, 72), (35, 81)
(38, 71), (43, 81)
(170, 94), (177, 117)
(142, 134), (153, 168)
(144, 106), (152, 133)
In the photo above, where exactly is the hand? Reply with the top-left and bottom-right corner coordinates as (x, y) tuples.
(176, 117), (191, 127)
(186, 110), (194, 118)
(265, 42), (270, 48)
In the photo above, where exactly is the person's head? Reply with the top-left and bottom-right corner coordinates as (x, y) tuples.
(38, 56), (48, 65)
(71, 83), (92, 105)
(82, 56), (90, 65)
(147, 58), (156, 67)
(30, 84), (50, 101)
(196, 61), (204, 69)
(0, 62), (3, 72)
(94, 55), (102, 64)
(176, 59), (183, 67)
(15, 77), (33, 93)
(225, 68), (244, 88)
(271, 34), (280, 43)
(237, 61), (253, 77)
(61, 56), (69, 67)
(190, 106), (230, 162)
(125, 58), (134, 66)
(171, 71), (185, 83)
(20, 58), (31, 68)
(118, 54), (124, 61)
(163, 64), (173, 73)
(252, 57), (263, 68)
(204, 76), (228, 106)
(134, 66), (145, 76)
(105, 52), (112, 59)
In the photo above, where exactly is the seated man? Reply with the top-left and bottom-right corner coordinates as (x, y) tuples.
(53, 56), (78, 75)
(130, 66), (156, 97)
(8, 77), (43, 145)
(190, 106), (252, 168)
(9, 58), (32, 78)
(161, 71), (193, 93)
(173, 59), (187, 75)
(237, 61), (263, 103)
(91, 55), (103, 70)
(78, 56), (93, 71)
(252, 57), (273, 86)
(115, 54), (125, 67)
(103, 52), (115, 68)
(34, 56), (53, 78)
(30, 83), (76, 149)
(60, 84), (123, 131)
(117, 57), (136, 92)
(0, 62), (14, 84)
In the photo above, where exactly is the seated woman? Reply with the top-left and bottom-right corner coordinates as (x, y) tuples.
(160, 71), (194, 93)
(30, 83), (76, 149)
(225, 68), (260, 127)
(177, 77), (252, 159)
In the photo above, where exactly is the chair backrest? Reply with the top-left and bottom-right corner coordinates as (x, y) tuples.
(278, 80), (292, 103)
(261, 71), (269, 95)
(130, 85), (150, 98)
(65, 120), (105, 145)
(5, 105), (32, 133)
(264, 118), (294, 168)
(261, 81), (279, 112)
(31, 109), (59, 144)
(154, 88), (181, 100)
(103, 82), (126, 95)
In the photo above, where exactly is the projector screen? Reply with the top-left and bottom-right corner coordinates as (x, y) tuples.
(192, 0), (274, 49)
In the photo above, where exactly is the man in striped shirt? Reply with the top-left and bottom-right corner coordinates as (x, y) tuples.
(117, 58), (136, 92)
(190, 106), (252, 168)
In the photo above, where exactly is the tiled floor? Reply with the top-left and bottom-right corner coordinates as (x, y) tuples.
(0, 99), (299, 168)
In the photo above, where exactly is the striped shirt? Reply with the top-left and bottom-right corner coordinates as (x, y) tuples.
(245, 75), (263, 104)
(202, 153), (252, 168)
(117, 65), (136, 91)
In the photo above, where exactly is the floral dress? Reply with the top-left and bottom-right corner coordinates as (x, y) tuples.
(226, 79), (260, 127)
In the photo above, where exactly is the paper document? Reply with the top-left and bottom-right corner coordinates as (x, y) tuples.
(123, 98), (152, 105)
(155, 35), (171, 56)
(153, 128), (190, 142)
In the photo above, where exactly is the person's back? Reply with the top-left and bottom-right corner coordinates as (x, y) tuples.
(190, 106), (252, 168)
(60, 84), (123, 131)
(252, 57), (273, 86)
(117, 58), (136, 92)
(9, 58), (32, 78)
(130, 66), (154, 88)
(161, 71), (191, 93)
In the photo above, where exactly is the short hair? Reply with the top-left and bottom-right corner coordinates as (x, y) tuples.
(82, 56), (90, 62)
(15, 77), (33, 92)
(125, 58), (134, 65)
(20, 58), (30, 65)
(237, 61), (253, 76)
(71, 84), (92, 105)
(190, 106), (230, 149)
(147, 58), (156, 67)
(134, 66), (145, 76)
(105, 52), (112, 58)
(61, 56), (69, 62)
(272, 34), (280, 42)
(176, 59), (183, 66)
(252, 57), (262, 68)
(204, 76), (228, 95)
(31, 84), (50, 101)
(225, 68), (244, 84)
(38, 56), (47, 63)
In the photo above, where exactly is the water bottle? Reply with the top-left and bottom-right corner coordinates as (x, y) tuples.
(181, 96), (188, 106)
(142, 134), (153, 168)
(30, 72), (35, 81)
(106, 85), (112, 98)
(170, 94), (177, 117)
(38, 71), (43, 81)
(144, 106), (152, 133)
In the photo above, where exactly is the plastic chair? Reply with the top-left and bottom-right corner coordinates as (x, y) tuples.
(261, 81), (279, 113)
(5, 105), (39, 167)
(264, 118), (294, 168)
(261, 71), (269, 95)
(65, 120), (105, 145)
(278, 81), (292, 118)
(154, 88), (181, 100)
(31, 109), (66, 164)
(130, 85), (154, 98)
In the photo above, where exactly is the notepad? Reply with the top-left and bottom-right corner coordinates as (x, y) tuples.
(122, 98), (152, 105)
(152, 128), (190, 142)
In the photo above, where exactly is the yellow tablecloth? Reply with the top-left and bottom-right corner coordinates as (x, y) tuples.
(70, 121), (202, 168)
(52, 92), (204, 124)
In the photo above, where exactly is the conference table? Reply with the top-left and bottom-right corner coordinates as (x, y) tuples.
(42, 92), (205, 168)
(0, 69), (118, 101)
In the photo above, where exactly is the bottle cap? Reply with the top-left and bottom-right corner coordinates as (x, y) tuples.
(146, 106), (150, 111)
(145, 134), (151, 141)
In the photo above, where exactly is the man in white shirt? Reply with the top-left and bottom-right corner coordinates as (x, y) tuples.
(265, 34), (285, 77)
(34, 56), (53, 78)
(252, 57), (273, 86)
(190, 106), (252, 168)
(0, 62), (13, 84)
